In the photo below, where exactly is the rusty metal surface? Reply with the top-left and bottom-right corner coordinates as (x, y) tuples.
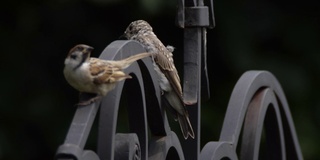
(207, 71), (303, 160)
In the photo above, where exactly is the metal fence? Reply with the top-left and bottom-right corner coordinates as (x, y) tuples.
(55, 0), (303, 159)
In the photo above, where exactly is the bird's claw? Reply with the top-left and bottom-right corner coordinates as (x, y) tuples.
(76, 100), (94, 106)
(76, 96), (102, 106)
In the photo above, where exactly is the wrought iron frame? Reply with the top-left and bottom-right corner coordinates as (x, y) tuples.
(55, 0), (304, 159)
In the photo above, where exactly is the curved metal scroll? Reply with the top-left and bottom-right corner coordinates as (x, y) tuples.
(55, 40), (185, 160)
(200, 71), (303, 160)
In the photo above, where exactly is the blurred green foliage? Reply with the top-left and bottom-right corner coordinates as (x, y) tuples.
(0, 0), (319, 159)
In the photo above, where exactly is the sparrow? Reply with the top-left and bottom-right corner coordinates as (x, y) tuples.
(123, 20), (195, 139)
(64, 44), (152, 105)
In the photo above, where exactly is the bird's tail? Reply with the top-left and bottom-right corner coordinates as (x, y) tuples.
(117, 52), (152, 69)
(178, 114), (195, 139)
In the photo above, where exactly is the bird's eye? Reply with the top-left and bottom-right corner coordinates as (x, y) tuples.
(129, 25), (133, 31)
(70, 54), (77, 59)
(77, 46), (84, 51)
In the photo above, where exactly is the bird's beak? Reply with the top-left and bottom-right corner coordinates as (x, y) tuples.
(87, 46), (94, 52)
(82, 47), (93, 59)
(82, 51), (91, 61)
(118, 33), (127, 40)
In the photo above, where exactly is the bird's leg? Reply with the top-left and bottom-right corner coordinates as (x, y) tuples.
(77, 93), (102, 106)
(77, 96), (102, 106)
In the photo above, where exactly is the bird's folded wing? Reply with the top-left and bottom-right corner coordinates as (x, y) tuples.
(89, 58), (131, 85)
(154, 50), (184, 101)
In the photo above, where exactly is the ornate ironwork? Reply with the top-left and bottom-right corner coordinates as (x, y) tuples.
(200, 71), (303, 160)
(55, 0), (304, 159)
(55, 40), (185, 160)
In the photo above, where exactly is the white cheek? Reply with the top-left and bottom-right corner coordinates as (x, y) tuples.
(65, 59), (79, 69)
(76, 63), (90, 79)
(80, 62), (90, 70)
(64, 62), (90, 83)
(64, 58), (70, 65)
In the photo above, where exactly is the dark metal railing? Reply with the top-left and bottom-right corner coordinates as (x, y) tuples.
(55, 40), (186, 160)
(201, 71), (303, 160)
(55, 0), (304, 159)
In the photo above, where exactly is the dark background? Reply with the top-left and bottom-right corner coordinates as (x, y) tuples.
(0, 0), (319, 159)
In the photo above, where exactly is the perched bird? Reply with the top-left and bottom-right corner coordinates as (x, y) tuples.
(64, 44), (152, 105)
(123, 20), (195, 139)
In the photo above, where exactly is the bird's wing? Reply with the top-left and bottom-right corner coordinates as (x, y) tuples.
(154, 43), (183, 100)
(89, 58), (131, 85)
(134, 34), (184, 102)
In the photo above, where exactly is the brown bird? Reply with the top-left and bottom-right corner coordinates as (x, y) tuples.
(64, 44), (152, 105)
(123, 20), (195, 139)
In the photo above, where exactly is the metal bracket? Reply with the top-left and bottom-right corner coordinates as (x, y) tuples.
(176, 0), (215, 104)
(185, 6), (209, 27)
(176, 0), (215, 28)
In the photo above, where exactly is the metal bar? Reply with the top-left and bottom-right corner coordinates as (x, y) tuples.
(181, 0), (210, 159)
(183, 28), (202, 104)
(64, 102), (100, 148)
(55, 97), (100, 159)
(148, 131), (185, 160)
(96, 40), (183, 160)
(182, 21), (202, 160)
(219, 71), (303, 159)
(97, 41), (149, 160)
(240, 88), (285, 160)
(200, 142), (238, 159)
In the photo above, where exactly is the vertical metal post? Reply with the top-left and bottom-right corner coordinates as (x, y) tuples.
(182, 27), (202, 160)
(176, 0), (215, 159)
